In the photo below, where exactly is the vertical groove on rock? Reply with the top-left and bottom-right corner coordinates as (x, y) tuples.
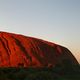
(0, 38), (10, 66)
(0, 38), (10, 56)
(29, 38), (47, 66)
(12, 36), (32, 66)
(2, 35), (11, 55)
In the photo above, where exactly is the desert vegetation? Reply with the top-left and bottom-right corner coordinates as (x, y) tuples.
(0, 64), (80, 80)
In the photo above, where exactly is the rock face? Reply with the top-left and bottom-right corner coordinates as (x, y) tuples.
(0, 31), (79, 67)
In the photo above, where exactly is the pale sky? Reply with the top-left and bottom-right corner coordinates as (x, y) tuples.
(0, 0), (80, 63)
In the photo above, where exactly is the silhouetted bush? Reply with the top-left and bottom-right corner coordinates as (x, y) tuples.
(0, 65), (80, 80)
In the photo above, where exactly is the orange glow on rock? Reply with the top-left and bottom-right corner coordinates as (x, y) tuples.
(0, 31), (79, 67)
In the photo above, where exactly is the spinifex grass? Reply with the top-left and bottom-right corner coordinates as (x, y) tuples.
(0, 65), (80, 80)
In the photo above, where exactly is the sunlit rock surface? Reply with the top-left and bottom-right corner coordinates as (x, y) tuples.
(0, 31), (79, 67)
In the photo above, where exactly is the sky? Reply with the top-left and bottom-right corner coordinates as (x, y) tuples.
(0, 0), (80, 63)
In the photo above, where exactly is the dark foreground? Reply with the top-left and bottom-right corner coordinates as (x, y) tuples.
(0, 65), (80, 80)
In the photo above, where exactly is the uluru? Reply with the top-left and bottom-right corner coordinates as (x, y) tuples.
(0, 31), (79, 67)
